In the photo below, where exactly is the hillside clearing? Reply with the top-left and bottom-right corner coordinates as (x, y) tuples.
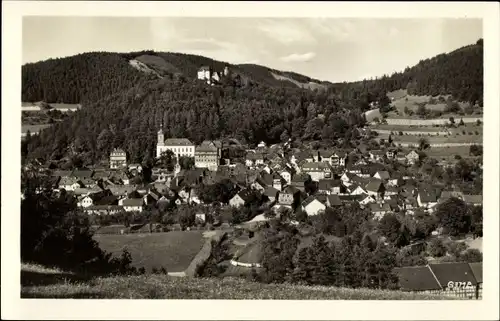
(93, 231), (206, 272)
(21, 264), (455, 300)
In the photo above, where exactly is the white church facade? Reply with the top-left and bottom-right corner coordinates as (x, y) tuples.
(156, 125), (195, 159)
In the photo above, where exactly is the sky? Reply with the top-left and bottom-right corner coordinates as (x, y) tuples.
(22, 17), (482, 83)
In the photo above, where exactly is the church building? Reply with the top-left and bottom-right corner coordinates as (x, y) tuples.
(156, 124), (195, 159)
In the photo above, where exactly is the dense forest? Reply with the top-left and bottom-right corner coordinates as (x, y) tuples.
(21, 39), (483, 164)
(331, 39), (483, 106)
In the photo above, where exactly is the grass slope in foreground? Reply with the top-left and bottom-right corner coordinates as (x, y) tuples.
(22, 264), (455, 300)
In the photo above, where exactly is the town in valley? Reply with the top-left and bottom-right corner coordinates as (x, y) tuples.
(20, 17), (484, 300)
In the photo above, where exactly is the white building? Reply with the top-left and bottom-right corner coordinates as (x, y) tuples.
(156, 125), (195, 158)
(301, 196), (326, 216)
(109, 148), (127, 169)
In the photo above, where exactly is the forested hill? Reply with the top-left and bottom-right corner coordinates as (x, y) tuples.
(330, 39), (483, 107)
(22, 51), (365, 165)
(21, 50), (329, 104)
(21, 39), (483, 166)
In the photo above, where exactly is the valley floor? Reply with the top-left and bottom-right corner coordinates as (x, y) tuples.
(21, 263), (455, 300)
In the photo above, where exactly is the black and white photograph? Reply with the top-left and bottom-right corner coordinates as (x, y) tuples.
(2, 1), (499, 320)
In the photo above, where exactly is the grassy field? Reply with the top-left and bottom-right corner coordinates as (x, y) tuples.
(21, 264), (456, 299)
(93, 231), (206, 272)
(21, 124), (54, 134)
(386, 89), (475, 119)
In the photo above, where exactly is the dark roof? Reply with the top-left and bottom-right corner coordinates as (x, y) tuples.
(236, 189), (255, 202)
(282, 185), (300, 195)
(468, 262), (482, 283)
(122, 198), (144, 207)
(302, 196), (324, 207)
(326, 194), (342, 206)
(70, 169), (94, 178)
(163, 138), (194, 146)
(369, 203), (391, 212)
(419, 190), (438, 203)
(263, 186), (279, 198)
(393, 266), (442, 291)
(375, 171), (390, 180)
(462, 194), (482, 204)
(365, 179), (384, 193)
(318, 179), (342, 191)
(428, 262), (478, 287)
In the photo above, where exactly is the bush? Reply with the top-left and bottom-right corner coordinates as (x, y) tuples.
(426, 238), (447, 257)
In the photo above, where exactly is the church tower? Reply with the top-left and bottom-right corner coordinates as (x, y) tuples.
(174, 155), (181, 176)
(156, 123), (165, 159)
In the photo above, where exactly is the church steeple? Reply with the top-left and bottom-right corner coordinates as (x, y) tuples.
(157, 123), (164, 146)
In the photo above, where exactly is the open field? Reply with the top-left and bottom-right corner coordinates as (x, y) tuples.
(93, 231), (206, 272)
(21, 124), (53, 135)
(378, 132), (482, 145)
(386, 89), (477, 118)
(21, 263), (456, 299)
(21, 102), (81, 112)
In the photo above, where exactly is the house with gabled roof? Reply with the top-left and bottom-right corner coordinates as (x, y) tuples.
(317, 179), (345, 195)
(291, 150), (314, 166)
(229, 189), (255, 208)
(340, 171), (357, 186)
(290, 173), (309, 192)
(278, 185), (300, 207)
(279, 169), (292, 185)
(369, 203), (392, 220)
(263, 186), (279, 203)
(406, 150), (420, 165)
(393, 266), (442, 294)
(301, 196), (326, 216)
(70, 169), (94, 179)
(369, 150), (385, 162)
(365, 178), (385, 199)
(373, 170), (390, 181)
(58, 176), (80, 191)
(359, 194), (375, 207)
(417, 189), (439, 210)
(248, 173), (266, 191)
(348, 183), (367, 196)
(120, 198), (144, 212)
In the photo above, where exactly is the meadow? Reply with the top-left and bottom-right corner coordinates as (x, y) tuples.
(21, 263), (455, 300)
(93, 231), (207, 273)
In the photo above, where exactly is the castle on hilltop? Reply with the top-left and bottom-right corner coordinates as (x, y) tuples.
(197, 65), (230, 85)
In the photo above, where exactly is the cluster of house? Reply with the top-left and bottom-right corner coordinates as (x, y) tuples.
(32, 135), (482, 223)
(228, 143), (482, 219)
